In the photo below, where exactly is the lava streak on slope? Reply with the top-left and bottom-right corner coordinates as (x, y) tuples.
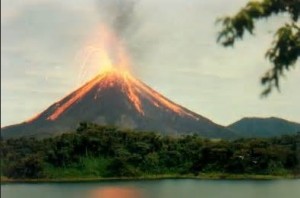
(26, 24), (198, 123)
(46, 74), (107, 121)
(4, 23), (234, 139)
(47, 68), (199, 121)
(27, 68), (199, 123)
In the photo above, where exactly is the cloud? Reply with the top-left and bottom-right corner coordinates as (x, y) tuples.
(1, 0), (300, 126)
(1, 1), (100, 125)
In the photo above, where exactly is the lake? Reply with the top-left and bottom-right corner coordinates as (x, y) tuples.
(1, 179), (300, 198)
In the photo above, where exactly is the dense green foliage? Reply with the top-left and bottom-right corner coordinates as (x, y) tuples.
(1, 123), (300, 179)
(217, 0), (300, 96)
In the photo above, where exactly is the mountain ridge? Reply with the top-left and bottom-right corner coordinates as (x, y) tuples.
(228, 117), (300, 137)
(2, 70), (235, 139)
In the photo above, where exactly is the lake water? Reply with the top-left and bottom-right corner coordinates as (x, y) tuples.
(2, 179), (300, 198)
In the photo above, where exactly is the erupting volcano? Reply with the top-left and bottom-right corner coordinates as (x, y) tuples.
(1, 26), (235, 139)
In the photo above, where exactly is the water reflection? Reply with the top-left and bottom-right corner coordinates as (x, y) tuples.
(2, 180), (300, 198)
(89, 187), (142, 198)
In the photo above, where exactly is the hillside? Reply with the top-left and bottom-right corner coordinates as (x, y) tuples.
(1, 69), (235, 139)
(228, 117), (300, 137)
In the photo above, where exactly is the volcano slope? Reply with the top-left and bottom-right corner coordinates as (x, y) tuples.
(1, 70), (235, 139)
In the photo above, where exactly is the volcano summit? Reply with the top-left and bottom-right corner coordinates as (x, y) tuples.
(1, 69), (235, 139)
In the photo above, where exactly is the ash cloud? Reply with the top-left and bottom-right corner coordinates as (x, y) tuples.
(97, 0), (139, 37)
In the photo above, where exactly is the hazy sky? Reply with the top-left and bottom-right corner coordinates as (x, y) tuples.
(1, 0), (300, 127)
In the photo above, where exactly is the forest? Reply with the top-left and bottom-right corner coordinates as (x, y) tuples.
(1, 123), (300, 180)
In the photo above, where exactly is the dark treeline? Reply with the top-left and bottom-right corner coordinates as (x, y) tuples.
(1, 123), (300, 179)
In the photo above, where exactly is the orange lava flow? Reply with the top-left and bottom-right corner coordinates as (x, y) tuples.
(29, 68), (197, 122)
(94, 69), (197, 118)
(46, 75), (106, 121)
(96, 69), (197, 119)
(123, 74), (144, 115)
(127, 75), (198, 119)
(47, 24), (135, 121)
(95, 69), (145, 115)
(26, 23), (198, 123)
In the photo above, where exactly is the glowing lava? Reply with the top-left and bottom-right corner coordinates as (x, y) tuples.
(77, 25), (131, 84)
(42, 67), (197, 121)
(3, 23), (235, 139)
(26, 24), (198, 123)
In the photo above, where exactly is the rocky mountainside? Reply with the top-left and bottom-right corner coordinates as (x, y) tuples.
(2, 69), (235, 139)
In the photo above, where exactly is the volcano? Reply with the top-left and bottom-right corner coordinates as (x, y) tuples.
(1, 69), (235, 139)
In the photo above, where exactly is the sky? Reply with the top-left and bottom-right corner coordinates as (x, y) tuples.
(1, 0), (300, 127)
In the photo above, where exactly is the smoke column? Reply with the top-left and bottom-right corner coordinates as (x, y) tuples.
(97, 0), (139, 38)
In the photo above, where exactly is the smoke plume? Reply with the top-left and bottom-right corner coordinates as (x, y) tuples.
(97, 0), (139, 37)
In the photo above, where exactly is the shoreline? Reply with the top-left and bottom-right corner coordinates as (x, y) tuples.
(1, 174), (299, 184)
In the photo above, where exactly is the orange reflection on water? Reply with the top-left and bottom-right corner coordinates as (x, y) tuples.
(90, 187), (142, 198)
